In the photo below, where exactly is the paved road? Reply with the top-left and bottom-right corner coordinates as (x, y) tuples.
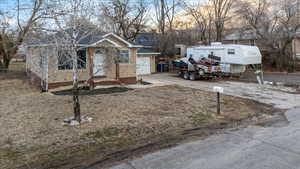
(141, 73), (300, 109)
(106, 74), (300, 169)
(110, 108), (300, 169)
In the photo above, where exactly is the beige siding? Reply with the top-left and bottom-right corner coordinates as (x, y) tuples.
(104, 48), (137, 78)
(150, 55), (156, 73)
(26, 47), (43, 78)
(47, 48), (90, 83)
(28, 34), (138, 85)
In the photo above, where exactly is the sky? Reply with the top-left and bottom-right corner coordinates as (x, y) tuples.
(0, 0), (15, 11)
(0, 0), (207, 30)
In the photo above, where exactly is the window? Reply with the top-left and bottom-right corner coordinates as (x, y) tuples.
(118, 49), (129, 63)
(176, 48), (181, 55)
(58, 49), (87, 70)
(77, 49), (87, 69)
(228, 49), (235, 55)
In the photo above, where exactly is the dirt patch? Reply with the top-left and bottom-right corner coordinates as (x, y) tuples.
(0, 69), (282, 169)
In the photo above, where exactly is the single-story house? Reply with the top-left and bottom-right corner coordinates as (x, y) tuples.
(26, 32), (159, 91)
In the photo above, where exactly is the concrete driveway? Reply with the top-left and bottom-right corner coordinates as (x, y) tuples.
(141, 73), (300, 109)
(106, 73), (300, 169)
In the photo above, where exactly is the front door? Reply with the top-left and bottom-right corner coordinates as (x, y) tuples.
(93, 49), (105, 76)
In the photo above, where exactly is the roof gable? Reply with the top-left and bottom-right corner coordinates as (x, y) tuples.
(92, 38), (122, 47)
(103, 33), (142, 48)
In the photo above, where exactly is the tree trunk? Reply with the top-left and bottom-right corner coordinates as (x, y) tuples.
(1, 53), (11, 72)
(72, 47), (81, 122)
(116, 62), (120, 80)
(216, 25), (222, 42)
(160, 0), (165, 35)
(3, 55), (10, 69)
(73, 82), (81, 122)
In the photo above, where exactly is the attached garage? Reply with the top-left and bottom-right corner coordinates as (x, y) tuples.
(137, 56), (151, 75)
(137, 48), (160, 75)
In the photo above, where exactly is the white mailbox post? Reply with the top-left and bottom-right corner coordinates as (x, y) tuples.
(213, 86), (224, 115)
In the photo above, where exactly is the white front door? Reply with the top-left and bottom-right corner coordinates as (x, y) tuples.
(93, 49), (105, 76)
(137, 56), (151, 75)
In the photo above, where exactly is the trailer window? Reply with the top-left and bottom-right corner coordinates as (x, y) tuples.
(228, 49), (235, 55)
(176, 48), (181, 55)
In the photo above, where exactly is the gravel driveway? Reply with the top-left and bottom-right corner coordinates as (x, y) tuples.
(142, 73), (300, 109)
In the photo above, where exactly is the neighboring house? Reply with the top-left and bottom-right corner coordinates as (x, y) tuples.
(26, 32), (143, 91)
(223, 30), (300, 59)
(223, 30), (259, 47)
(174, 44), (187, 58)
(0, 45), (26, 62)
(135, 33), (160, 75)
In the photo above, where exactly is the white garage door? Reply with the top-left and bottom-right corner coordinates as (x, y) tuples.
(136, 56), (151, 75)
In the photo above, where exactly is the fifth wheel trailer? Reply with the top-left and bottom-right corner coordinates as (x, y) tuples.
(186, 43), (262, 74)
(172, 43), (264, 83)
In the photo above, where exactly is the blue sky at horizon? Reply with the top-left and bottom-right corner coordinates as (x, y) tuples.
(0, 0), (15, 11)
(0, 0), (207, 29)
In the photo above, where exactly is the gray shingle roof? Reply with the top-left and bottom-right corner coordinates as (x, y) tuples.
(26, 28), (135, 46)
(137, 47), (160, 54)
(136, 33), (159, 47)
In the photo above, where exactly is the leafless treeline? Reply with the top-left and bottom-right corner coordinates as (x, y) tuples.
(0, 0), (299, 70)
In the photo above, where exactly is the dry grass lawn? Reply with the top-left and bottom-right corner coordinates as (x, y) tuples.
(0, 63), (275, 169)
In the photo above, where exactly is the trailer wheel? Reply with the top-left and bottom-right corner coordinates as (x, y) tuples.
(189, 72), (196, 81)
(178, 71), (183, 77)
(183, 72), (189, 80)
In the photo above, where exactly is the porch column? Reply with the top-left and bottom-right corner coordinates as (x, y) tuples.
(88, 48), (94, 89)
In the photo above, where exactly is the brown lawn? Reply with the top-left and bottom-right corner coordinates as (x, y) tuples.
(0, 63), (276, 169)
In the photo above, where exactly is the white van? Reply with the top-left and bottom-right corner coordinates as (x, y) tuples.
(186, 43), (262, 73)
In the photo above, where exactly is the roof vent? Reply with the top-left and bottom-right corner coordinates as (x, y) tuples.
(211, 42), (222, 46)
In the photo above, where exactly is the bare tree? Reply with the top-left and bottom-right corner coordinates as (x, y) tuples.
(153, 0), (181, 34)
(183, 2), (214, 45)
(48, 0), (126, 123)
(0, 0), (47, 70)
(210, 0), (234, 42)
(237, 0), (300, 70)
(101, 0), (148, 41)
(49, 0), (99, 122)
(153, 0), (181, 58)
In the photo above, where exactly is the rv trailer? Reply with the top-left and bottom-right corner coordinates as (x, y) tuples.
(187, 43), (262, 74)
(172, 43), (263, 81)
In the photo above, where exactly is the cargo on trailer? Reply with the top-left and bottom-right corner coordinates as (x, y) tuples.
(186, 43), (262, 73)
(172, 43), (264, 82)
